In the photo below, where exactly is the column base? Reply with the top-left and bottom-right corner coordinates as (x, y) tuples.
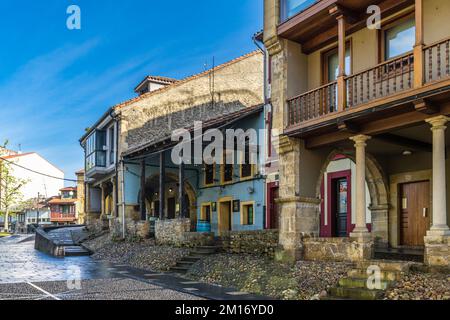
(349, 232), (373, 261)
(424, 234), (450, 267)
(274, 247), (303, 265)
(349, 230), (371, 239)
(427, 225), (450, 236)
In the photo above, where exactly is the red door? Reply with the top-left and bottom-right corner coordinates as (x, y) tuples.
(267, 182), (279, 229)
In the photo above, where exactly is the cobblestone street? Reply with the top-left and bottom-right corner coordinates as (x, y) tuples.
(0, 236), (265, 300)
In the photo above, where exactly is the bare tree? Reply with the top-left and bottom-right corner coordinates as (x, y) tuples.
(0, 158), (28, 231)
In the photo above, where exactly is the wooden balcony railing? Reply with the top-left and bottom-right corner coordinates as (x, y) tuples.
(50, 213), (76, 221)
(285, 36), (450, 129)
(287, 81), (337, 125)
(424, 37), (450, 83)
(346, 52), (414, 108)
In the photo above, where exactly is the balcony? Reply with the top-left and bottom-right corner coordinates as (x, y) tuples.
(286, 36), (450, 138)
(50, 212), (77, 222)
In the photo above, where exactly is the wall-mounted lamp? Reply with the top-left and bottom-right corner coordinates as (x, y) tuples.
(402, 150), (413, 156)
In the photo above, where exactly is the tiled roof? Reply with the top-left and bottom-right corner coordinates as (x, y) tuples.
(48, 198), (77, 204)
(123, 103), (264, 158)
(134, 76), (178, 91)
(60, 187), (77, 192)
(115, 50), (262, 111)
(0, 152), (35, 160)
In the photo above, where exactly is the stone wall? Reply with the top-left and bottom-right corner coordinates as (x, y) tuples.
(154, 218), (214, 247)
(303, 237), (374, 262)
(424, 235), (450, 267)
(110, 217), (151, 241)
(118, 51), (264, 152)
(216, 229), (279, 258)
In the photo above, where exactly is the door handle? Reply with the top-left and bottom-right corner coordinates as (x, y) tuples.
(423, 208), (427, 218)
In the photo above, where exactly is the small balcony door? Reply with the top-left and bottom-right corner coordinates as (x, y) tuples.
(323, 45), (351, 83)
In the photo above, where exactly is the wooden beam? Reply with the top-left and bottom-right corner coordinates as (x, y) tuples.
(375, 133), (432, 152)
(178, 162), (185, 218)
(140, 159), (146, 221)
(413, 0), (424, 88)
(159, 152), (165, 220)
(329, 4), (358, 24)
(414, 98), (439, 115)
(306, 109), (432, 148)
(337, 121), (360, 133)
(302, 0), (414, 53)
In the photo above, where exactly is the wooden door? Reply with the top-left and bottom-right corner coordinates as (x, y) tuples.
(334, 178), (348, 237)
(267, 184), (279, 229)
(400, 181), (431, 246)
(219, 201), (231, 234)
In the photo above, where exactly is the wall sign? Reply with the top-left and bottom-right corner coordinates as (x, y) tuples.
(233, 200), (240, 212)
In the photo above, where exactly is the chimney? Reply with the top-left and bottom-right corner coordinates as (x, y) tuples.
(134, 76), (178, 96)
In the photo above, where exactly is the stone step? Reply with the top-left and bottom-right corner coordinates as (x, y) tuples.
(192, 246), (217, 254)
(329, 287), (384, 300)
(169, 266), (190, 273)
(64, 246), (90, 257)
(347, 269), (402, 281)
(356, 260), (414, 272)
(374, 250), (424, 263)
(338, 277), (391, 290)
(177, 260), (195, 267)
(183, 255), (204, 262)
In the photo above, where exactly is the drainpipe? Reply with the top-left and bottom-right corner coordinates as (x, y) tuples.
(252, 33), (269, 105)
(121, 159), (126, 239)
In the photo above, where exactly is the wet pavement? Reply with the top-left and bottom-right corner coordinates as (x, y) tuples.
(0, 236), (115, 284)
(0, 235), (269, 300)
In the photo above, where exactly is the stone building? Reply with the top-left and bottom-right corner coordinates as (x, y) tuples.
(75, 169), (86, 225)
(81, 51), (267, 237)
(263, 0), (450, 266)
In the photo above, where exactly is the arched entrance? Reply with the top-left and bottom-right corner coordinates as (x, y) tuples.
(315, 150), (389, 243)
(143, 172), (197, 228)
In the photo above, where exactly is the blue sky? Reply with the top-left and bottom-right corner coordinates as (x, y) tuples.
(0, 0), (263, 182)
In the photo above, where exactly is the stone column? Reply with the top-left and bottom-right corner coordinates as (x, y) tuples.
(350, 134), (371, 237)
(100, 183), (106, 218)
(426, 116), (450, 235)
(424, 115), (450, 266)
(276, 136), (301, 263)
(112, 177), (117, 218)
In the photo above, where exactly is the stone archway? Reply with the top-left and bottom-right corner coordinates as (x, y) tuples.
(315, 149), (390, 246)
(144, 172), (197, 223)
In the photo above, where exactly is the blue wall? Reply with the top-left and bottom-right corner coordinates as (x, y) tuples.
(123, 110), (267, 234)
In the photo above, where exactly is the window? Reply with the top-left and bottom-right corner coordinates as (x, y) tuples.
(323, 44), (351, 83)
(108, 126), (115, 165)
(204, 163), (215, 186)
(281, 0), (317, 21)
(85, 130), (107, 171)
(384, 18), (415, 60)
(240, 138), (254, 179)
(201, 203), (212, 222)
(221, 151), (234, 184)
(241, 202), (254, 225)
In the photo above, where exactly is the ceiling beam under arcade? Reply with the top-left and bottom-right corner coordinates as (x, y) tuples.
(305, 102), (450, 149)
(374, 133), (432, 152)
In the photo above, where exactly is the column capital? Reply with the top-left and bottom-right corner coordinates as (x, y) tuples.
(350, 134), (371, 147)
(426, 115), (450, 130)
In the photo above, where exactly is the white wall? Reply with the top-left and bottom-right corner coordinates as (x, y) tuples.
(9, 153), (64, 201)
(323, 158), (371, 226)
